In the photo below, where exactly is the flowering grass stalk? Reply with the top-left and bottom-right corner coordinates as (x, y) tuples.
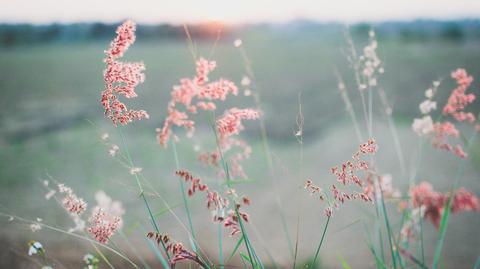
(11, 20), (480, 269)
(432, 121), (479, 269)
(171, 139), (198, 252)
(208, 113), (261, 269)
(310, 216), (331, 268)
(1, 213), (139, 268)
(118, 128), (172, 264)
(235, 41), (295, 258)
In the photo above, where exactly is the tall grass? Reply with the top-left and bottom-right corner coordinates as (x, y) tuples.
(3, 20), (480, 269)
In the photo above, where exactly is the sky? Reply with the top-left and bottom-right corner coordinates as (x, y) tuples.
(1, 0), (480, 24)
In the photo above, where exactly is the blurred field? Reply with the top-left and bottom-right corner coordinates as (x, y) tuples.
(0, 23), (480, 268)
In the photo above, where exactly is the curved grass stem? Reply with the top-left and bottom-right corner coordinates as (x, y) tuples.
(310, 216), (331, 268)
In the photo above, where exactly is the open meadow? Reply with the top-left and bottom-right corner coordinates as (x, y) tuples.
(1, 22), (480, 268)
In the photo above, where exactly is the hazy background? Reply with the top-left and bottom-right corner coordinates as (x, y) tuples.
(1, 1), (480, 268)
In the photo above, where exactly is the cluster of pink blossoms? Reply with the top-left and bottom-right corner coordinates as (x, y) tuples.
(443, 69), (476, 122)
(409, 181), (479, 228)
(412, 69), (477, 158)
(101, 20), (149, 126)
(147, 232), (205, 268)
(216, 108), (260, 137)
(87, 208), (121, 244)
(156, 57), (238, 146)
(58, 184), (87, 215)
(433, 68), (476, 158)
(213, 108), (259, 178)
(305, 139), (378, 217)
(157, 56), (259, 179)
(175, 170), (250, 236)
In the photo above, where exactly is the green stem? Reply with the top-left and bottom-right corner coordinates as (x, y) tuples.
(171, 140), (198, 251)
(378, 186), (397, 269)
(208, 113), (258, 269)
(239, 46), (294, 257)
(118, 129), (171, 263)
(432, 124), (478, 269)
(1, 213), (138, 268)
(310, 216), (331, 268)
(218, 223), (224, 269)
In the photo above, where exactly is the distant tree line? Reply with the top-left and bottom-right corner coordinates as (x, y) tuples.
(0, 20), (479, 47)
(0, 22), (230, 47)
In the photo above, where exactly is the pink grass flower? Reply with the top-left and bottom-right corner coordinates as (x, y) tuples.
(101, 20), (149, 126)
(306, 139), (378, 217)
(157, 57), (238, 147)
(451, 187), (480, 214)
(58, 184), (87, 215)
(94, 191), (125, 228)
(217, 108), (259, 138)
(147, 233), (205, 267)
(157, 58), (257, 180)
(410, 182), (479, 228)
(88, 208), (121, 243)
(431, 121), (467, 158)
(175, 170), (249, 235)
(413, 69), (477, 159)
(443, 69), (476, 122)
(410, 182), (446, 228)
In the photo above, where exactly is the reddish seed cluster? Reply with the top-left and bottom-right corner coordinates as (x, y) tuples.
(209, 108), (259, 179)
(414, 68), (477, 158)
(433, 122), (467, 158)
(175, 170), (208, 196)
(443, 69), (476, 122)
(331, 138), (376, 187)
(431, 69), (477, 158)
(176, 170), (229, 222)
(305, 180), (324, 200)
(87, 208), (121, 243)
(157, 57), (238, 147)
(147, 232), (204, 268)
(101, 20), (149, 126)
(224, 208), (250, 236)
(410, 182), (479, 228)
(58, 184), (87, 215)
(197, 151), (220, 167)
(305, 139), (377, 217)
(175, 170), (250, 236)
(156, 58), (259, 179)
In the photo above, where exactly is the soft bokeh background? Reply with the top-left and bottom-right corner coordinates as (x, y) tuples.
(1, 1), (480, 268)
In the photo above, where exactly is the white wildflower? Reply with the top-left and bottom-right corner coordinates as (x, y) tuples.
(45, 190), (56, 200)
(425, 88), (434, 99)
(233, 39), (242, 47)
(28, 241), (43, 256)
(30, 223), (42, 232)
(241, 76), (251, 86)
(412, 115), (434, 136)
(109, 144), (119, 157)
(193, 145), (200, 152)
(130, 167), (142, 175)
(419, 99), (437, 114)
